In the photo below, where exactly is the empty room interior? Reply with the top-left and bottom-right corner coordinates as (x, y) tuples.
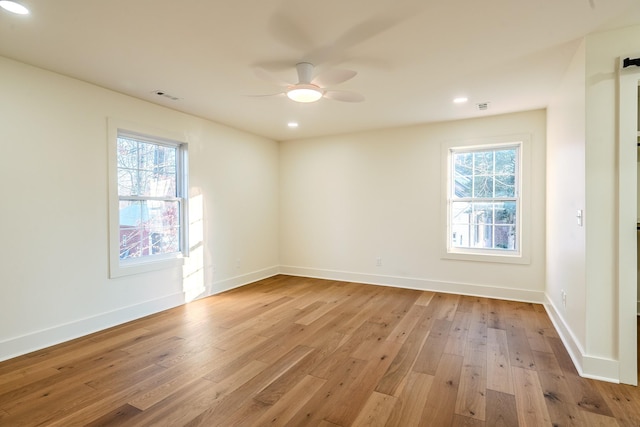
(3, 0), (640, 425)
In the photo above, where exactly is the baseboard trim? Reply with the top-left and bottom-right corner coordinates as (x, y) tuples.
(544, 295), (620, 383)
(211, 266), (280, 295)
(0, 266), (280, 363)
(279, 265), (545, 303)
(0, 292), (185, 363)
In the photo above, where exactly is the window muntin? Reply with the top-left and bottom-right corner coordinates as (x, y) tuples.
(449, 144), (520, 254)
(116, 135), (183, 261)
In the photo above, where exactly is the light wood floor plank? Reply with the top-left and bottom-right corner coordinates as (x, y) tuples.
(595, 381), (640, 426)
(455, 364), (486, 421)
(83, 404), (142, 427)
(451, 414), (486, 426)
(386, 303), (427, 344)
(512, 366), (552, 426)
(128, 360), (268, 426)
(413, 318), (453, 375)
(351, 391), (397, 427)
(194, 345), (316, 426)
(419, 354), (464, 427)
(485, 389), (519, 427)
(253, 374), (327, 426)
(507, 326), (537, 370)
(324, 341), (402, 426)
(486, 327), (514, 395)
(384, 371), (434, 427)
(285, 358), (369, 426)
(538, 369), (597, 426)
(444, 311), (472, 357)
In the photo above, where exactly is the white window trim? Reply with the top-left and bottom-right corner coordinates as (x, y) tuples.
(107, 118), (189, 278)
(440, 134), (531, 264)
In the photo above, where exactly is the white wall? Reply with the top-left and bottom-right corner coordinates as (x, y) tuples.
(545, 39), (588, 370)
(0, 56), (280, 361)
(280, 110), (546, 300)
(584, 24), (640, 383)
(546, 24), (640, 384)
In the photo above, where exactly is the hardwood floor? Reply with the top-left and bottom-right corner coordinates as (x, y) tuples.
(1, 275), (640, 426)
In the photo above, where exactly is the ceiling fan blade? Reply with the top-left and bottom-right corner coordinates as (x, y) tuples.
(267, 8), (315, 53)
(311, 69), (357, 88)
(247, 92), (286, 98)
(253, 67), (291, 87)
(324, 90), (365, 103)
(317, 4), (420, 65)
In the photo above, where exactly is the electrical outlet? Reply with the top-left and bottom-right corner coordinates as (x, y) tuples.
(376, 257), (382, 267)
(561, 290), (567, 308)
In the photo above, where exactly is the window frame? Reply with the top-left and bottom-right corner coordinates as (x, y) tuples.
(441, 134), (531, 264)
(108, 118), (189, 278)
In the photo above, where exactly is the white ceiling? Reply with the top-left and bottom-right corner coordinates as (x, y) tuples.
(1, 0), (640, 141)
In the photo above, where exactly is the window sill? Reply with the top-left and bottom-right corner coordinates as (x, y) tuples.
(109, 255), (185, 278)
(442, 250), (530, 265)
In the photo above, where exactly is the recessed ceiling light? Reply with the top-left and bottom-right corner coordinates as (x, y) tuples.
(453, 97), (468, 104)
(287, 122), (299, 128)
(0, 1), (29, 14)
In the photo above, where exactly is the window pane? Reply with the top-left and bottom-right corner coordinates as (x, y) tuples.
(117, 169), (137, 196)
(119, 200), (148, 259)
(135, 169), (176, 197)
(117, 139), (139, 196)
(119, 200), (180, 260)
(495, 175), (515, 197)
(494, 225), (515, 250)
(473, 151), (494, 175)
(473, 176), (494, 198)
(454, 174), (472, 198)
(475, 224), (493, 248)
(452, 202), (472, 224)
(138, 141), (157, 171)
(148, 200), (180, 252)
(117, 138), (138, 168)
(117, 139), (178, 198)
(451, 223), (470, 248)
(160, 146), (176, 170)
(495, 149), (516, 175)
(473, 203), (493, 224)
(454, 152), (473, 176)
(495, 202), (516, 224)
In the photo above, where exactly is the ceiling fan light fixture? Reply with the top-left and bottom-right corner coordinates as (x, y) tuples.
(287, 84), (323, 103)
(0, 0), (29, 14)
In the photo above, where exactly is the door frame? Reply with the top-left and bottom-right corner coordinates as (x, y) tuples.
(617, 56), (639, 385)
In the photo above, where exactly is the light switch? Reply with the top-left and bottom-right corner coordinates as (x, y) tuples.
(576, 209), (583, 226)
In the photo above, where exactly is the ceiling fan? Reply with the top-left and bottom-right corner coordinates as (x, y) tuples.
(254, 62), (365, 103)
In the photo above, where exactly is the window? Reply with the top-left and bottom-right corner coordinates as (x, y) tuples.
(442, 136), (529, 263)
(108, 119), (188, 277)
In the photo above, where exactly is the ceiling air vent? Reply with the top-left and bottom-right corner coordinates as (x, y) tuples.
(476, 102), (489, 111)
(152, 90), (180, 101)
